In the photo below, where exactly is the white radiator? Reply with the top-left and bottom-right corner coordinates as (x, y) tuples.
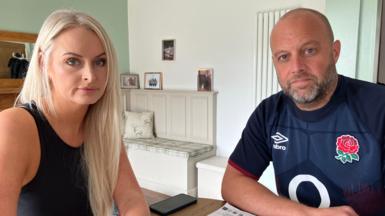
(255, 8), (292, 105)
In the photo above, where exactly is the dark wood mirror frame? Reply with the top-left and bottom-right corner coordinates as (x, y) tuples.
(0, 30), (37, 43)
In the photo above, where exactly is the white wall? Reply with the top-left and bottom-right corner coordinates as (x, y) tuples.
(127, 0), (325, 157)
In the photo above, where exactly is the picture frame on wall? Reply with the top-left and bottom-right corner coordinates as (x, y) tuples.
(162, 39), (175, 61)
(144, 72), (163, 90)
(197, 68), (213, 91)
(120, 73), (140, 89)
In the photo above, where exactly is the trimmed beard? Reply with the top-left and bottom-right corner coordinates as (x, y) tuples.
(284, 63), (337, 105)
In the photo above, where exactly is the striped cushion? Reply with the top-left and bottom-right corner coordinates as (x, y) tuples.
(123, 137), (215, 158)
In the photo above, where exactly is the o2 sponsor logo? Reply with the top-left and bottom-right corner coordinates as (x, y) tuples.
(288, 174), (330, 208)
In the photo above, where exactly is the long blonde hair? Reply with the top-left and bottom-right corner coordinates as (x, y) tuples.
(17, 9), (121, 216)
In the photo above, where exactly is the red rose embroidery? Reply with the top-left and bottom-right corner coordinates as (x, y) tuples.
(336, 135), (359, 154)
(335, 135), (360, 164)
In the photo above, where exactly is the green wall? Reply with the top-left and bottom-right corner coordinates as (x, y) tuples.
(326, 0), (360, 79)
(356, 0), (381, 82)
(0, 0), (129, 73)
(326, 0), (380, 82)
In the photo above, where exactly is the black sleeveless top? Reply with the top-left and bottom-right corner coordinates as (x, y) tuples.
(17, 103), (92, 216)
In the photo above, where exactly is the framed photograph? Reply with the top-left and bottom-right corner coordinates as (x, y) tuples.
(120, 73), (140, 89)
(197, 68), (213, 91)
(144, 72), (163, 90)
(162, 39), (175, 61)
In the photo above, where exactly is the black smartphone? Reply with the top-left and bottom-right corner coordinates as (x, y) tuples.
(149, 193), (197, 215)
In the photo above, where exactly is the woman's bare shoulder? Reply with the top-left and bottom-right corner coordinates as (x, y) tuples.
(0, 107), (36, 136)
(0, 107), (40, 206)
(0, 107), (39, 161)
(0, 107), (40, 183)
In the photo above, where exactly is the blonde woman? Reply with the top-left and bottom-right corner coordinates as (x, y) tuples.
(0, 9), (149, 216)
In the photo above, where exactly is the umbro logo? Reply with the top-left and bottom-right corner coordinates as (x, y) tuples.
(271, 132), (288, 151)
(271, 132), (289, 144)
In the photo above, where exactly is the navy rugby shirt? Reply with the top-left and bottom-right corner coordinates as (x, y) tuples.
(229, 75), (385, 215)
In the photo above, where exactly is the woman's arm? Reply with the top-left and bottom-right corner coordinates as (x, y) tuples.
(113, 145), (150, 216)
(0, 108), (39, 215)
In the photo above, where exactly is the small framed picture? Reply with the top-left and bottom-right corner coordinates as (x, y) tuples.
(144, 72), (163, 90)
(197, 68), (213, 91)
(162, 39), (175, 61)
(120, 73), (140, 89)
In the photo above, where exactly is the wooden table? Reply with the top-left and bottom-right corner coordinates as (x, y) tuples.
(142, 188), (225, 216)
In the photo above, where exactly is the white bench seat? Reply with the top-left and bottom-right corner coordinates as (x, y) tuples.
(124, 137), (215, 158)
(122, 89), (217, 196)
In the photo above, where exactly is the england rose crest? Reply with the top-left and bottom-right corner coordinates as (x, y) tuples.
(335, 135), (360, 164)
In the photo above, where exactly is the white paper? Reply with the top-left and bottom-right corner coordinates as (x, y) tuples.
(208, 203), (255, 216)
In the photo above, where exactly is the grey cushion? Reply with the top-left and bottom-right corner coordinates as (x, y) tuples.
(123, 111), (154, 138)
